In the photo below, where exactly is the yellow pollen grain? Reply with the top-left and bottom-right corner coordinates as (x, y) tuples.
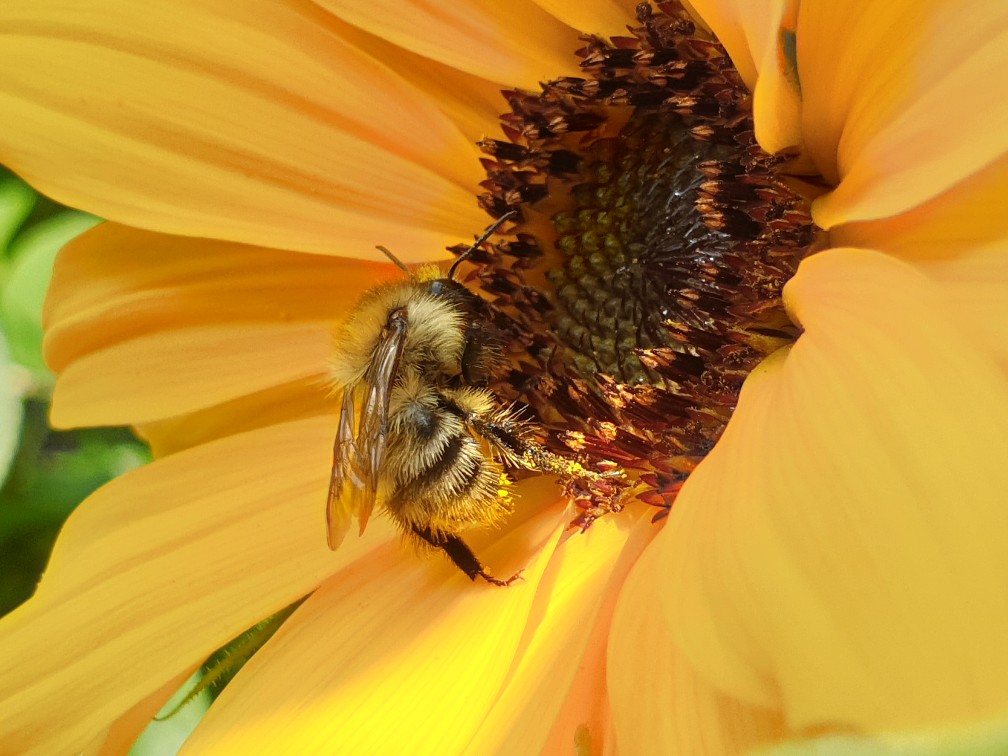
(497, 472), (513, 502)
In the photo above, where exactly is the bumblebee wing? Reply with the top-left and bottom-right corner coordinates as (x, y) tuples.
(354, 307), (409, 534)
(326, 309), (409, 548)
(326, 386), (361, 550)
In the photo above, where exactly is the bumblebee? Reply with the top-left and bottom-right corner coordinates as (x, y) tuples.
(326, 214), (615, 585)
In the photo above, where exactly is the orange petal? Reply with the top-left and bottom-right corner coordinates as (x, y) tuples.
(685, 0), (779, 90)
(609, 542), (785, 752)
(0, 0), (486, 256)
(314, 0), (582, 89)
(797, 1), (1008, 226)
(44, 224), (397, 427)
(0, 416), (390, 755)
(467, 504), (657, 754)
(324, 18), (508, 145)
(530, 0), (636, 36)
(659, 248), (1008, 732)
(181, 479), (569, 753)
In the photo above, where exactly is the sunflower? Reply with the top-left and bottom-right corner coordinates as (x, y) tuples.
(1, 0), (1007, 753)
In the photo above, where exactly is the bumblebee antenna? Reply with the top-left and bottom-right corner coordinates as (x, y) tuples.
(375, 245), (414, 278)
(448, 210), (517, 281)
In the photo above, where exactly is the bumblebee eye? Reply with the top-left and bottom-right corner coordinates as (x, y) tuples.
(428, 280), (446, 297)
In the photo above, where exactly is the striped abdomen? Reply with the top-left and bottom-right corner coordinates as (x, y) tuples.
(383, 378), (510, 535)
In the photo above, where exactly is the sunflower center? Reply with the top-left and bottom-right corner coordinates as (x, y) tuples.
(547, 110), (732, 383)
(459, 2), (818, 513)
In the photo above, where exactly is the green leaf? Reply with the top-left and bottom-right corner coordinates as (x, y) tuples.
(157, 597), (306, 721)
(0, 404), (151, 616)
(0, 211), (100, 371)
(0, 171), (36, 255)
(0, 329), (23, 488)
(129, 671), (211, 756)
(759, 718), (1008, 756)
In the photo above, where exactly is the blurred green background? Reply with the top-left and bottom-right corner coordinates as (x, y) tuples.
(0, 168), (212, 753)
(0, 167), (152, 616)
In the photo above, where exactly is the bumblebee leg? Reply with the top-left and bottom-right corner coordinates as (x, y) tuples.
(468, 415), (618, 481)
(410, 524), (522, 587)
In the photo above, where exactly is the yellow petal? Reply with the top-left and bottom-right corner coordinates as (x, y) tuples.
(797, 0), (1008, 226)
(796, 0), (913, 185)
(659, 248), (1008, 732)
(136, 378), (329, 458)
(683, 0), (801, 154)
(916, 242), (1008, 370)
(828, 157), (1008, 369)
(530, 0), (636, 36)
(44, 224), (396, 427)
(181, 479), (569, 753)
(829, 154), (1008, 261)
(51, 321), (331, 427)
(468, 504), (657, 754)
(610, 542), (785, 753)
(0, 0), (486, 256)
(314, 0), (582, 88)
(750, 0), (801, 154)
(0, 416), (386, 755)
(44, 224), (396, 369)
